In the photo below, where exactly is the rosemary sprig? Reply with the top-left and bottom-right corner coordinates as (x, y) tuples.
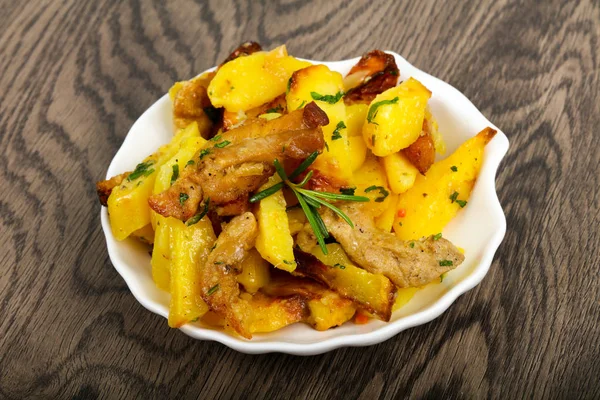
(249, 151), (369, 254)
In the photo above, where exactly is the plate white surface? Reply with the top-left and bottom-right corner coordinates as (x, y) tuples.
(101, 52), (509, 355)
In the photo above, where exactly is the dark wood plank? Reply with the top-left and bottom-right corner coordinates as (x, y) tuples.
(0, 0), (598, 398)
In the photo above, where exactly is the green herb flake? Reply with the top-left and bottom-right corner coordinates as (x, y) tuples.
(310, 91), (344, 104)
(451, 166), (458, 172)
(340, 187), (356, 196)
(210, 134), (222, 142)
(367, 97), (399, 124)
(266, 105), (283, 114)
(179, 193), (189, 206)
(170, 164), (179, 186)
(207, 284), (220, 295)
(409, 242), (415, 248)
(439, 260), (453, 267)
(214, 261), (224, 265)
(449, 191), (459, 203)
(199, 148), (211, 160)
(283, 260), (295, 265)
(433, 232), (442, 241)
(214, 140), (231, 148)
(324, 142), (330, 152)
(296, 100), (307, 110)
(364, 185), (389, 202)
(331, 121), (346, 140)
(456, 199), (468, 208)
(398, 222), (403, 227)
(185, 159), (195, 167)
(333, 263), (346, 269)
(287, 77), (292, 94)
(127, 160), (155, 182)
(440, 272), (447, 282)
(186, 198), (210, 226)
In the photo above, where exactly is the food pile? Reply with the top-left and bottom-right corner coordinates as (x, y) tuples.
(97, 42), (496, 338)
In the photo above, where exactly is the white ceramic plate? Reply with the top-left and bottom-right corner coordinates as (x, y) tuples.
(101, 52), (509, 355)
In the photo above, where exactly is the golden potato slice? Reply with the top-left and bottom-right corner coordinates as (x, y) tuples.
(362, 78), (432, 157)
(394, 127), (497, 240)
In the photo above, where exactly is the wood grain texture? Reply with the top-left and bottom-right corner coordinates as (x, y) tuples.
(0, 0), (598, 398)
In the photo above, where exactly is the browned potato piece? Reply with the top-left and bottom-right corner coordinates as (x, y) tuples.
(344, 50), (399, 105)
(96, 172), (129, 206)
(402, 117), (436, 174)
(222, 94), (287, 131)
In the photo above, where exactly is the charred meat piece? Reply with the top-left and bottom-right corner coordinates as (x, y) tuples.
(96, 172), (129, 206)
(148, 126), (326, 221)
(173, 73), (215, 130)
(200, 212), (258, 339)
(220, 101), (328, 144)
(219, 41), (262, 68)
(402, 116), (436, 174)
(321, 204), (464, 288)
(344, 50), (399, 105)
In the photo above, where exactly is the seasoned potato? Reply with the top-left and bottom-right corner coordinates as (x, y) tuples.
(394, 127), (497, 240)
(348, 136), (367, 172)
(393, 287), (419, 311)
(286, 64), (353, 182)
(363, 78), (432, 157)
(307, 292), (356, 331)
(345, 103), (368, 136)
(353, 154), (394, 218)
(168, 216), (216, 328)
(255, 174), (296, 271)
(287, 207), (306, 236)
(237, 248), (271, 294)
(382, 151), (419, 194)
(208, 45), (311, 112)
(298, 245), (396, 321)
(107, 122), (201, 241)
(374, 193), (398, 232)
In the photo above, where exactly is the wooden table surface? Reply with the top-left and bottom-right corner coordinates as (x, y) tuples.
(1, 0), (598, 398)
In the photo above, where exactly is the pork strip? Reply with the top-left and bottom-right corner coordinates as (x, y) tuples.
(322, 204), (464, 288)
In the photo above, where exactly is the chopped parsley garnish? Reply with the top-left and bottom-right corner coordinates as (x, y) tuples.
(210, 134), (222, 142)
(324, 142), (330, 152)
(440, 272), (447, 282)
(439, 260), (453, 267)
(456, 199), (467, 208)
(409, 242), (415, 248)
(433, 232), (442, 241)
(449, 191), (459, 203)
(185, 159), (195, 167)
(310, 91), (344, 104)
(364, 185), (389, 202)
(340, 187), (356, 196)
(207, 284), (220, 295)
(331, 121), (346, 140)
(186, 198), (210, 226)
(214, 140), (231, 148)
(451, 166), (458, 172)
(398, 222), (403, 227)
(199, 148), (211, 160)
(296, 100), (307, 109)
(170, 164), (179, 186)
(266, 105), (283, 114)
(333, 263), (346, 269)
(283, 260), (295, 265)
(367, 97), (399, 124)
(287, 77), (292, 94)
(214, 261), (224, 265)
(179, 193), (189, 206)
(390, 69), (399, 76)
(127, 161), (155, 182)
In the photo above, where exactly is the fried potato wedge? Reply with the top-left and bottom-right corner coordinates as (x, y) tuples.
(394, 127), (497, 240)
(363, 78), (432, 157)
(208, 45), (311, 112)
(287, 64), (353, 184)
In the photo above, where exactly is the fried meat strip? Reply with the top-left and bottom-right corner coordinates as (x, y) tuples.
(321, 204), (464, 288)
(149, 126), (325, 221)
(402, 116), (436, 174)
(344, 50), (400, 105)
(200, 212), (258, 338)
